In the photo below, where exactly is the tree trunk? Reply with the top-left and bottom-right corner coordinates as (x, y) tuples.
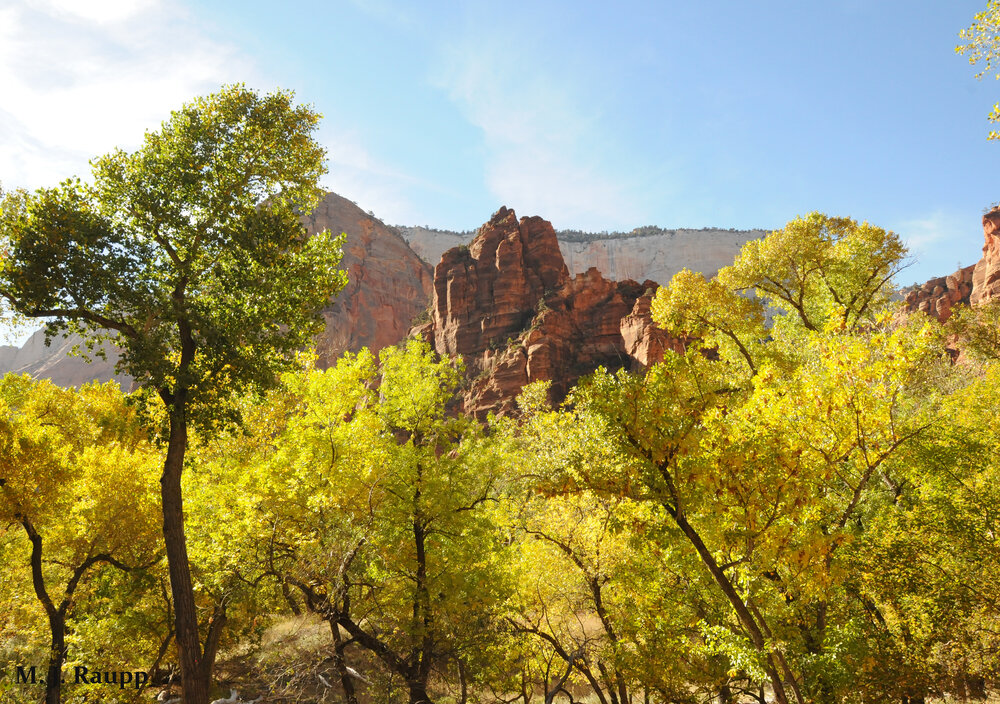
(669, 507), (796, 704)
(330, 619), (359, 704)
(161, 404), (210, 704)
(200, 603), (227, 686)
(44, 612), (66, 704)
(408, 681), (435, 704)
(410, 466), (435, 704)
(25, 525), (65, 704)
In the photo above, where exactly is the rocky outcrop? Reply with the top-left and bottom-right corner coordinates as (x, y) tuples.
(303, 193), (432, 368)
(421, 207), (679, 417)
(621, 289), (683, 367)
(905, 207), (1000, 322)
(970, 207), (1000, 307)
(902, 266), (975, 323)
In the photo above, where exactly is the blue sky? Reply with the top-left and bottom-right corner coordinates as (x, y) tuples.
(0, 0), (997, 286)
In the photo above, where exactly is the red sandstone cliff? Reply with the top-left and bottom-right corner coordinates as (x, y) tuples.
(971, 207), (1000, 307)
(419, 207), (679, 417)
(904, 206), (1000, 322)
(303, 193), (432, 367)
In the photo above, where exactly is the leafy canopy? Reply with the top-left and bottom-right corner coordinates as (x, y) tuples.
(957, 1), (1000, 139)
(0, 84), (347, 424)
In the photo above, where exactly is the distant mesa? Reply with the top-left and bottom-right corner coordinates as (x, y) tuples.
(395, 222), (767, 284)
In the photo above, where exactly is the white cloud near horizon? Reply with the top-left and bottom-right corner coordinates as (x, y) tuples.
(431, 34), (646, 231)
(891, 209), (985, 283)
(0, 0), (250, 189)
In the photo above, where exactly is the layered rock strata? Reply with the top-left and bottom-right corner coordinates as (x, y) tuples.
(397, 224), (767, 285)
(420, 207), (680, 417)
(303, 193), (432, 368)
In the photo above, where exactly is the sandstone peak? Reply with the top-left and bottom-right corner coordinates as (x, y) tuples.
(420, 208), (679, 417)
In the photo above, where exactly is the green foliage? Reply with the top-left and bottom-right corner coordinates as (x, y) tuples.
(0, 84), (348, 704)
(219, 341), (514, 702)
(947, 299), (1000, 361)
(4, 189), (1000, 703)
(0, 84), (347, 427)
(555, 214), (946, 703)
(958, 0), (1000, 139)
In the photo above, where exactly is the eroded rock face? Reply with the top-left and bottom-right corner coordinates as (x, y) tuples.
(902, 266), (975, 323)
(970, 207), (1000, 307)
(621, 290), (685, 368)
(303, 193), (433, 367)
(0, 330), (127, 389)
(905, 207), (1000, 322)
(557, 228), (766, 285)
(430, 207), (568, 362)
(422, 207), (678, 417)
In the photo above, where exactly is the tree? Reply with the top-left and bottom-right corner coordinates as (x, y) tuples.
(555, 214), (942, 703)
(509, 386), (726, 704)
(0, 377), (161, 704)
(957, 0), (1000, 139)
(0, 85), (347, 704)
(246, 341), (514, 704)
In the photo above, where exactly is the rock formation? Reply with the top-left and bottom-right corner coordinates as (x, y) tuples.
(419, 207), (680, 417)
(904, 206), (1000, 322)
(0, 330), (125, 388)
(971, 206), (1000, 307)
(397, 224), (767, 286)
(557, 228), (766, 285)
(902, 266), (975, 322)
(303, 193), (432, 368)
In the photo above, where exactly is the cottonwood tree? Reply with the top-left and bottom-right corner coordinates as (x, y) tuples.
(509, 388), (727, 704)
(0, 377), (161, 704)
(0, 85), (346, 704)
(242, 341), (513, 704)
(558, 214), (942, 703)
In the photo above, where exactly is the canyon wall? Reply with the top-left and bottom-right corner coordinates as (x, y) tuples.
(304, 193), (432, 368)
(0, 192), (431, 385)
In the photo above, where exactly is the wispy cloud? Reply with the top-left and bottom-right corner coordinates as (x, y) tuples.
(0, 0), (250, 189)
(319, 125), (456, 225)
(890, 209), (985, 283)
(432, 33), (645, 230)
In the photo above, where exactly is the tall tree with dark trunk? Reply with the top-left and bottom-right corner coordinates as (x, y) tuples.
(0, 85), (346, 704)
